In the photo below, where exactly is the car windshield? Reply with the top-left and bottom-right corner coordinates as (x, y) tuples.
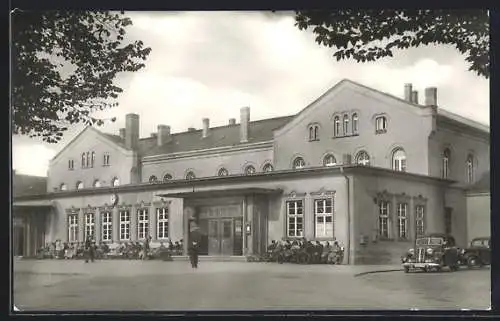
(416, 237), (443, 246)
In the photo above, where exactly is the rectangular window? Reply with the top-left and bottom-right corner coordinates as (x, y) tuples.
(68, 214), (78, 243)
(286, 200), (304, 237)
(314, 199), (334, 238)
(103, 153), (110, 166)
(397, 203), (408, 239)
(376, 116), (387, 133)
(137, 208), (149, 240)
(157, 207), (169, 239)
(119, 210), (131, 241)
(84, 213), (95, 240)
(415, 205), (425, 237)
(101, 211), (112, 242)
(68, 159), (74, 170)
(444, 207), (452, 235)
(378, 201), (390, 238)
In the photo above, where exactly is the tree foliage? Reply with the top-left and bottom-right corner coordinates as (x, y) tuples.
(11, 11), (151, 143)
(294, 10), (489, 78)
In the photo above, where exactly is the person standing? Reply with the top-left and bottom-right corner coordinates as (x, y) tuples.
(84, 236), (95, 263)
(188, 240), (199, 269)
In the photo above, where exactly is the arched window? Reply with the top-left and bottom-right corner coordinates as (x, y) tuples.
(163, 174), (173, 182)
(442, 148), (451, 179)
(309, 127), (314, 141)
(343, 114), (349, 134)
(86, 152), (90, 168)
(323, 154), (337, 167)
(244, 165), (256, 175)
(81, 153), (86, 168)
(308, 125), (319, 141)
(149, 175), (158, 183)
(293, 157), (305, 169)
(356, 151), (370, 166)
(111, 177), (119, 187)
(352, 113), (358, 134)
(392, 149), (407, 172)
(263, 163), (274, 172)
(334, 116), (340, 137)
(185, 171), (196, 180)
(93, 180), (101, 188)
(60, 183), (67, 191)
(91, 152), (95, 168)
(466, 154), (474, 183)
(76, 181), (84, 190)
(218, 168), (229, 177)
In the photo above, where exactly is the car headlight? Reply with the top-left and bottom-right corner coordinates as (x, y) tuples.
(426, 248), (433, 255)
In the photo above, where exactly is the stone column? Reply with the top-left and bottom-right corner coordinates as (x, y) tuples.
(130, 206), (137, 241)
(113, 207), (119, 243)
(150, 205), (157, 240)
(94, 209), (101, 243)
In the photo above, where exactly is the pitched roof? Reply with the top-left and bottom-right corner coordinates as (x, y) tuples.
(101, 115), (294, 157)
(468, 171), (490, 192)
(13, 173), (47, 197)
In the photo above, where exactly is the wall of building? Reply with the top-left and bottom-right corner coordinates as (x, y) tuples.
(466, 192), (491, 243)
(141, 146), (274, 181)
(444, 187), (468, 247)
(428, 123), (489, 183)
(273, 83), (433, 175)
(47, 129), (136, 192)
(351, 173), (450, 264)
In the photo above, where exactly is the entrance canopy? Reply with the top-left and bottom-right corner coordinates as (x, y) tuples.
(13, 200), (54, 209)
(157, 187), (282, 199)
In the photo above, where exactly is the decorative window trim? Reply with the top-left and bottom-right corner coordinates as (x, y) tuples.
(442, 148), (451, 179)
(83, 212), (95, 241)
(308, 122), (320, 141)
(149, 175), (158, 183)
(185, 169), (196, 180)
(83, 205), (97, 213)
(355, 150), (371, 166)
(117, 203), (133, 210)
(396, 202), (408, 240)
(286, 199), (305, 238)
(119, 209), (131, 241)
(322, 153), (337, 167)
(292, 156), (306, 170)
(261, 161), (274, 173)
(244, 165), (256, 175)
(137, 208), (150, 240)
(313, 198), (334, 239)
(285, 191), (307, 198)
(374, 114), (388, 134)
(218, 167), (229, 177)
(101, 211), (113, 242)
(352, 113), (359, 134)
(65, 206), (80, 214)
(67, 213), (79, 243)
(310, 188), (336, 198)
(135, 201), (152, 208)
(415, 204), (426, 237)
(103, 153), (111, 167)
(98, 204), (114, 212)
(156, 207), (169, 240)
(152, 198), (172, 207)
(391, 148), (407, 172)
(466, 154), (475, 183)
(333, 115), (341, 137)
(163, 173), (173, 182)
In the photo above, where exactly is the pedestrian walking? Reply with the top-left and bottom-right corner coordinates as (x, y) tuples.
(84, 236), (95, 263)
(188, 240), (199, 269)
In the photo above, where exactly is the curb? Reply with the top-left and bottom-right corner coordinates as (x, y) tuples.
(354, 268), (403, 277)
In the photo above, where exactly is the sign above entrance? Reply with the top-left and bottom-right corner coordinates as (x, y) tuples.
(198, 205), (242, 219)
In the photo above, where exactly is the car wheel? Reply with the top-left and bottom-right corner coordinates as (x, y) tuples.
(467, 256), (480, 269)
(404, 266), (409, 273)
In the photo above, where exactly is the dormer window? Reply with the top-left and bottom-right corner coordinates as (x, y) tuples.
(293, 157), (305, 170)
(375, 116), (387, 134)
(218, 168), (229, 177)
(149, 175), (158, 183)
(263, 163), (274, 172)
(334, 116), (341, 137)
(323, 154), (337, 167)
(308, 124), (319, 141)
(343, 114), (349, 135)
(186, 171), (196, 180)
(244, 165), (256, 175)
(163, 174), (173, 181)
(352, 113), (358, 134)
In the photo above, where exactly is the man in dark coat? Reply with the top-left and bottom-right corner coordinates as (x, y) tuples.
(188, 240), (199, 269)
(84, 236), (95, 263)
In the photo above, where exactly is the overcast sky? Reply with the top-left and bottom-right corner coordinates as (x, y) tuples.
(12, 11), (490, 177)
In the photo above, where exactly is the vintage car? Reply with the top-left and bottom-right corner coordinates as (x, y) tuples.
(401, 233), (460, 273)
(460, 237), (491, 268)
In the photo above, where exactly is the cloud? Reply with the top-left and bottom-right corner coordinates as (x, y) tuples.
(12, 11), (489, 176)
(12, 141), (56, 177)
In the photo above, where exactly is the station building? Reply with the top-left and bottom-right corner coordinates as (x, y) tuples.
(12, 79), (490, 264)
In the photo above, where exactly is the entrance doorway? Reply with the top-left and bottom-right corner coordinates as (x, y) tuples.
(197, 217), (243, 256)
(13, 226), (25, 257)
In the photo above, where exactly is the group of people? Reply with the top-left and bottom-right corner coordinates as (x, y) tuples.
(37, 239), (108, 261)
(265, 238), (344, 264)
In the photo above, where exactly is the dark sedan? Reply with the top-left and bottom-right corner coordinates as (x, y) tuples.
(460, 237), (490, 268)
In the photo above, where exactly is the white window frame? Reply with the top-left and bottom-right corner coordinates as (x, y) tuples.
(334, 116), (340, 136)
(323, 154), (336, 167)
(81, 153), (86, 168)
(286, 200), (304, 238)
(293, 157), (305, 169)
(149, 175), (158, 183)
(378, 201), (390, 238)
(397, 203), (408, 239)
(263, 163), (273, 172)
(137, 208), (149, 240)
(352, 113), (358, 134)
(119, 210), (131, 241)
(111, 177), (120, 187)
(156, 207), (169, 240)
(415, 205), (425, 237)
(186, 171), (196, 180)
(103, 153), (110, 166)
(101, 211), (112, 242)
(356, 151), (370, 166)
(314, 199), (334, 238)
(68, 214), (78, 243)
(376, 116), (387, 132)
(76, 181), (84, 190)
(163, 174), (173, 181)
(60, 183), (67, 191)
(392, 149), (407, 172)
(93, 180), (101, 188)
(245, 165), (256, 175)
(91, 152), (95, 168)
(68, 159), (74, 170)
(343, 114), (349, 135)
(443, 149), (450, 179)
(84, 213), (95, 240)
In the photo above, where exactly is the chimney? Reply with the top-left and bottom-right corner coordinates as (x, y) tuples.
(404, 83), (412, 102)
(229, 118), (236, 125)
(202, 118), (209, 138)
(125, 113), (139, 150)
(119, 128), (126, 140)
(240, 107), (250, 143)
(188, 127), (196, 132)
(425, 87), (438, 106)
(157, 125), (171, 146)
(411, 91), (419, 104)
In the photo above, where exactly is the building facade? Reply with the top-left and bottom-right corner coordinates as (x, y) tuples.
(13, 79), (490, 264)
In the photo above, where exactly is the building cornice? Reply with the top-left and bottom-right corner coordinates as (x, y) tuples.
(14, 165), (454, 201)
(142, 141), (273, 162)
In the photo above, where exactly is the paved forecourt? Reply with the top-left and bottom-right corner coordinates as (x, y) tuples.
(13, 259), (490, 311)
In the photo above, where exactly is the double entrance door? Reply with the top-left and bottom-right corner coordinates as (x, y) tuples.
(208, 219), (234, 256)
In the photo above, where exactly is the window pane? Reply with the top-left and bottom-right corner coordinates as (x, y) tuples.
(325, 215), (333, 223)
